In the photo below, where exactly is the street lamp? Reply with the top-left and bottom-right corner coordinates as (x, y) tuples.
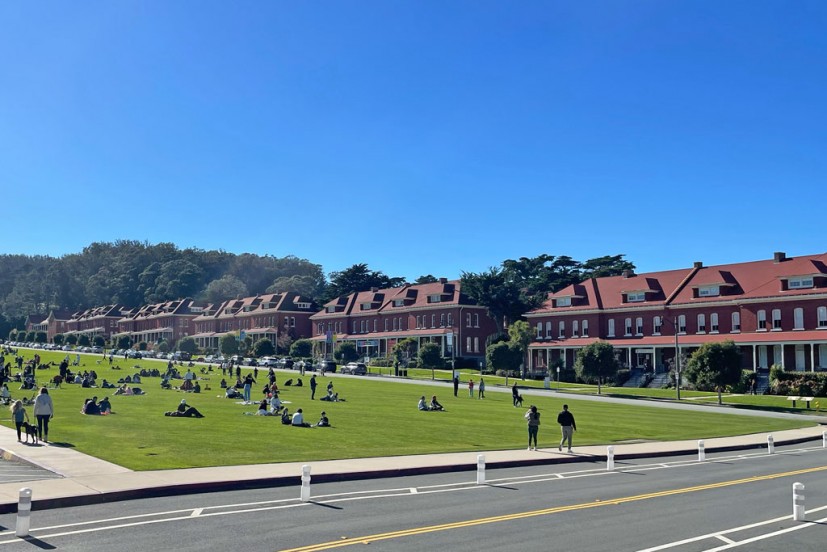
(674, 317), (681, 401)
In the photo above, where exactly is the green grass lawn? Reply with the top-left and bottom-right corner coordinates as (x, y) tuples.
(0, 349), (813, 471)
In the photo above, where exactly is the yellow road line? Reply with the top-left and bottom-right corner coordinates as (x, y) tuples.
(280, 464), (827, 552)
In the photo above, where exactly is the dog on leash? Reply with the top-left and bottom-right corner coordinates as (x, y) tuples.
(21, 422), (38, 444)
(515, 394), (524, 407)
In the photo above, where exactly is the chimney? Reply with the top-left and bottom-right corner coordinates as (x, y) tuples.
(773, 251), (786, 263)
(622, 269), (634, 278)
(439, 277), (448, 284)
(693, 261), (703, 269)
(370, 287), (379, 293)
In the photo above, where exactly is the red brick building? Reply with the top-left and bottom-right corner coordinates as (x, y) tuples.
(64, 305), (128, 341)
(191, 292), (316, 352)
(27, 309), (73, 342)
(114, 299), (207, 347)
(526, 252), (827, 373)
(310, 279), (497, 365)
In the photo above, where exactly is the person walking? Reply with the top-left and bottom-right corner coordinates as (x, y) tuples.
(453, 375), (459, 397)
(478, 378), (486, 399)
(468, 379), (474, 398)
(525, 405), (540, 450)
(10, 400), (29, 442)
(512, 382), (519, 406)
(242, 373), (256, 403)
(557, 404), (577, 453)
(310, 374), (317, 400)
(33, 387), (54, 443)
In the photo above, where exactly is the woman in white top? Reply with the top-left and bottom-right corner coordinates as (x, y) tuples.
(33, 387), (54, 443)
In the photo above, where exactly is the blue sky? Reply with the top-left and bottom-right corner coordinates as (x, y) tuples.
(1, 1), (824, 281)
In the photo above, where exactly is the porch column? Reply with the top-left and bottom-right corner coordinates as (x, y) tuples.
(752, 345), (757, 371)
(811, 343), (816, 373)
(627, 347), (632, 369)
(780, 344), (785, 370)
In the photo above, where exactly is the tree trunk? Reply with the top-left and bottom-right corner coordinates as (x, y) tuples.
(717, 386), (722, 405)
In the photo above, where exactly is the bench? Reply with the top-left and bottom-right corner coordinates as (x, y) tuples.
(787, 396), (815, 408)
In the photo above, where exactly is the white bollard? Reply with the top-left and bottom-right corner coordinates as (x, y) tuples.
(823, 431), (826, 448)
(793, 482), (805, 521)
(698, 440), (705, 462)
(767, 435), (775, 455)
(15, 488), (32, 538)
(606, 446), (615, 471)
(300, 465), (311, 502)
(476, 454), (485, 485)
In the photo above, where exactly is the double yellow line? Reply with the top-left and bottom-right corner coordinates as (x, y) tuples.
(281, 464), (827, 552)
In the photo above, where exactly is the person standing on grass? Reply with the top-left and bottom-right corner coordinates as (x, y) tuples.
(453, 375), (459, 397)
(557, 404), (577, 453)
(243, 373), (256, 403)
(468, 379), (474, 398)
(525, 405), (540, 450)
(310, 374), (317, 400)
(512, 382), (519, 406)
(478, 378), (486, 399)
(33, 387), (54, 443)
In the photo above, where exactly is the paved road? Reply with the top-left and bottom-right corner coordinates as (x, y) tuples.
(0, 442), (824, 551)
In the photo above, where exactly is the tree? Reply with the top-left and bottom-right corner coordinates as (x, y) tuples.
(78, 334), (91, 347)
(203, 275), (248, 304)
(684, 341), (743, 404)
(574, 341), (620, 395)
(460, 267), (523, 335)
(157, 340), (170, 353)
(176, 337), (198, 354)
(93, 335), (105, 347)
(138, 341), (147, 351)
(254, 338), (276, 357)
(485, 341), (522, 373)
(35, 331), (47, 343)
(324, 264), (406, 302)
(334, 341), (359, 363)
(53, 334), (64, 346)
(116, 335), (132, 350)
(220, 334), (239, 357)
(393, 338), (418, 363)
(66, 334), (78, 345)
(508, 320), (533, 378)
(289, 339), (312, 358)
(418, 342), (443, 369)
(26, 330), (36, 342)
(414, 275), (439, 284)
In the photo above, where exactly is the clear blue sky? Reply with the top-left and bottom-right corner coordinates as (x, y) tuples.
(1, 1), (824, 281)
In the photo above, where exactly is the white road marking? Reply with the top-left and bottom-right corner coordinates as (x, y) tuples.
(190, 508), (203, 517)
(409, 488), (418, 494)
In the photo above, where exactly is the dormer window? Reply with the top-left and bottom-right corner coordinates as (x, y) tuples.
(393, 299), (405, 307)
(788, 277), (814, 289)
(698, 285), (720, 297)
(555, 297), (571, 307)
(626, 292), (645, 303)
(360, 303), (372, 311)
(326, 306), (336, 313)
(428, 295), (442, 303)
(296, 302), (311, 309)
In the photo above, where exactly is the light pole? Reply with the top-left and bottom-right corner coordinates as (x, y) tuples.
(674, 317), (681, 401)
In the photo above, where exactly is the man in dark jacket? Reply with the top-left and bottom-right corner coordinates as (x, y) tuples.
(557, 404), (577, 453)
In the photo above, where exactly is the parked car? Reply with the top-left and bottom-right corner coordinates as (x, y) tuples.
(277, 358), (295, 369)
(316, 360), (337, 373)
(260, 357), (279, 367)
(341, 362), (367, 375)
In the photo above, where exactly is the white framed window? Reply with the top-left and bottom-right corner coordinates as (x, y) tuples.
(360, 320), (366, 333)
(373, 320), (377, 332)
(431, 314), (436, 328)
(393, 299), (404, 307)
(559, 321), (565, 338)
(772, 309), (782, 330)
(536, 322), (542, 339)
(399, 317), (404, 330)
(627, 292), (645, 303)
(392, 318), (398, 331)
(556, 297), (571, 307)
(788, 277), (814, 289)
(818, 307), (827, 328)
(447, 313), (453, 326)
(572, 320), (579, 337)
(466, 313), (472, 328)
(607, 319), (615, 337)
(466, 336), (472, 352)
(710, 313), (719, 333)
(697, 314), (706, 333)
(757, 310), (767, 330)
(440, 314), (446, 327)
(732, 312), (741, 332)
(474, 337), (480, 353)
(698, 285), (720, 297)
(474, 314), (479, 328)
(428, 294), (442, 303)
(678, 315), (686, 334)
(546, 321), (553, 338)
(384, 319), (389, 332)
(653, 316), (662, 335)
(625, 318), (633, 336)
(352, 322), (358, 333)
(582, 320), (589, 337)
(635, 317), (643, 335)
(794, 307), (804, 330)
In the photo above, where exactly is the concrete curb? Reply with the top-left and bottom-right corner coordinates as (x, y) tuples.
(2, 432), (821, 514)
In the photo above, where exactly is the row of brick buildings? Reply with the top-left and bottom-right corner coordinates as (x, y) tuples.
(24, 251), (827, 371)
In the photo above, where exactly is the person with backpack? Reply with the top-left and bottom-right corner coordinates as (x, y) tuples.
(525, 405), (540, 451)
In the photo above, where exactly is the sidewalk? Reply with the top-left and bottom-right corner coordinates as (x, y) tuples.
(0, 423), (824, 514)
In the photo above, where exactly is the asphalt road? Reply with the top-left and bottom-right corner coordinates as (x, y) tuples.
(0, 443), (824, 551)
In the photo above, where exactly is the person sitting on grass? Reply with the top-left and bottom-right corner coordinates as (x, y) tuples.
(225, 387), (243, 399)
(429, 395), (444, 411)
(315, 411), (330, 427)
(165, 399), (204, 418)
(220, 378), (227, 389)
(291, 408), (310, 427)
(0, 383), (11, 405)
(418, 396), (431, 411)
(280, 408), (291, 425)
(193, 381), (201, 394)
(81, 397), (101, 415)
(269, 393), (283, 414)
(99, 396), (112, 415)
(100, 379), (115, 389)
(255, 399), (274, 416)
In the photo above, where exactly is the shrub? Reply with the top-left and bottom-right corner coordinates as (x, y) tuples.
(614, 369), (631, 386)
(495, 369), (519, 378)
